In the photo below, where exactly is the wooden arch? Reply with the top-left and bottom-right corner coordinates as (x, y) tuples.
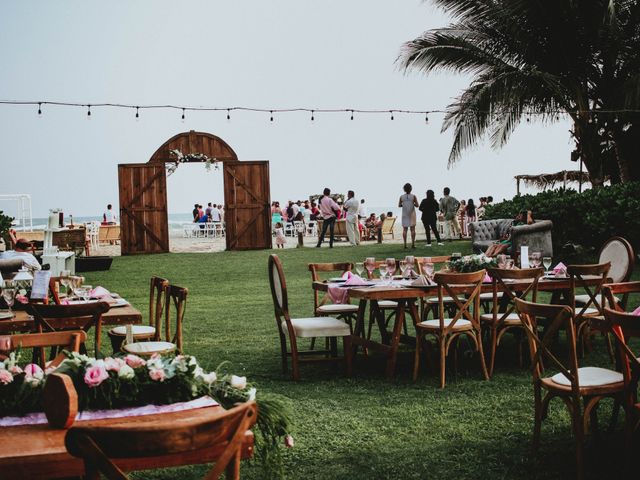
(118, 131), (271, 255)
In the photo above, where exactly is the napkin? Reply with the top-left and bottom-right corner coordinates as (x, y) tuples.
(553, 262), (567, 276)
(410, 275), (435, 287)
(344, 274), (367, 286)
(90, 286), (111, 299)
(632, 306), (640, 316)
(327, 285), (349, 304)
(483, 273), (492, 283)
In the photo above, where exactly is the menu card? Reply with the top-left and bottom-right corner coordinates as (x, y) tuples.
(30, 270), (52, 300)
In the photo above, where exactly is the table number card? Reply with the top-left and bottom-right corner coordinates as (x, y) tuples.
(30, 270), (52, 300)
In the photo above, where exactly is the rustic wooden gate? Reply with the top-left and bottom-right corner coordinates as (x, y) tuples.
(118, 163), (169, 255)
(223, 161), (272, 250)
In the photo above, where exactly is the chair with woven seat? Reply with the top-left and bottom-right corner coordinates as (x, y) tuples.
(413, 270), (489, 388)
(0, 331), (87, 368)
(108, 276), (168, 352)
(27, 302), (111, 362)
(481, 267), (544, 376)
(567, 262), (611, 356)
(123, 284), (187, 357)
(515, 298), (625, 480)
(270, 254), (352, 380)
(65, 400), (257, 480)
(575, 237), (634, 310)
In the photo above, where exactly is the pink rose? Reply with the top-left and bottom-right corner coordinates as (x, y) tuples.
(15, 294), (28, 305)
(104, 357), (123, 372)
(0, 369), (13, 385)
(9, 365), (23, 374)
(284, 434), (294, 448)
(24, 363), (44, 379)
(125, 354), (146, 368)
(84, 363), (109, 388)
(149, 368), (166, 382)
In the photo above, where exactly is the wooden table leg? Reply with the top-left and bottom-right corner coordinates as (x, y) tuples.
(385, 299), (406, 379)
(354, 299), (367, 356)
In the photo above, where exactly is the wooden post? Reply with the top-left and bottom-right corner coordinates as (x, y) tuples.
(516, 177), (520, 196)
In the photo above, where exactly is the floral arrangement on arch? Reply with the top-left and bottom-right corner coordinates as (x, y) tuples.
(0, 351), (293, 478)
(167, 149), (219, 175)
(447, 254), (497, 273)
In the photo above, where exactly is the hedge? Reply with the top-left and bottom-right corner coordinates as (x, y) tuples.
(483, 182), (640, 254)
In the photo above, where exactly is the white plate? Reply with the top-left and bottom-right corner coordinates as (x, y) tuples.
(110, 298), (130, 308)
(328, 278), (347, 283)
(0, 311), (14, 320)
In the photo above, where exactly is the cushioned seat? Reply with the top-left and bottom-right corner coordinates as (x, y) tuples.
(574, 294), (618, 307)
(110, 325), (156, 336)
(550, 366), (623, 387)
(426, 296), (456, 304)
(282, 317), (351, 338)
(478, 292), (504, 301)
(480, 312), (521, 325)
(417, 318), (472, 331)
(378, 300), (398, 308)
(575, 307), (600, 317)
(123, 341), (176, 355)
(316, 304), (359, 314)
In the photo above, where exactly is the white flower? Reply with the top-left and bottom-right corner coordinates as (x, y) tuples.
(201, 372), (217, 385)
(193, 366), (204, 378)
(118, 364), (135, 380)
(171, 355), (189, 373)
(230, 375), (247, 390)
(247, 387), (257, 401)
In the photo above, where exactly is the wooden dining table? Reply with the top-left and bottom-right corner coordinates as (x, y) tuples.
(313, 275), (604, 378)
(0, 406), (254, 478)
(0, 303), (142, 334)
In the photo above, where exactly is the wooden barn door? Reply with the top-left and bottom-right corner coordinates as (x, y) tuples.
(118, 163), (169, 255)
(223, 161), (271, 250)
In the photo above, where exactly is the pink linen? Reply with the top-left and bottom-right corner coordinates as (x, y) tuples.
(483, 273), (492, 283)
(328, 285), (349, 304)
(553, 262), (567, 275)
(344, 274), (367, 286)
(0, 396), (218, 427)
(90, 286), (111, 298)
(632, 306), (640, 316)
(319, 196), (340, 219)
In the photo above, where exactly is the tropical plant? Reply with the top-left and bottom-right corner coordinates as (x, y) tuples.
(398, 0), (640, 184)
(0, 210), (14, 249)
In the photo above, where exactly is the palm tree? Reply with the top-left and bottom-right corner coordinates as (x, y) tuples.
(398, 0), (640, 184)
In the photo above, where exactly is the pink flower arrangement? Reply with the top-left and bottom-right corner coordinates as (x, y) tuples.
(104, 357), (123, 372)
(84, 362), (109, 388)
(149, 368), (166, 382)
(125, 354), (146, 368)
(24, 363), (43, 379)
(9, 365), (23, 375)
(0, 369), (13, 385)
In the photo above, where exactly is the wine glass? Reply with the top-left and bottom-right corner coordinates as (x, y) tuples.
(354, 262), (364, 277)
(1, 280), (17, 314)
(496, 254), (507, 269)
(543, 256), (552, 273)
(424, 262), (435, 281)
(529, 252), (542, 268)
(59, 269), (71, 296)
(365, 257), (376, 279)
(385, 258), (396, 278)
(506, 257), (515, 269)
(405, 256), (415, 277)
(73, 285), (92, 303)
(379, 264), (388, 281)
(399, 260), (408, 277)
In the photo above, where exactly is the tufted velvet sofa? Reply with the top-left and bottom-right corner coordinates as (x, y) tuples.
(468, 219), (553, 257)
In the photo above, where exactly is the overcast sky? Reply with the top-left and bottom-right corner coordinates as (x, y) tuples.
(0, 0), (575, 219)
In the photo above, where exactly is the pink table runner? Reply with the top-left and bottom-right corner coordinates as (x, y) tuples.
(0, 396), (218, 427)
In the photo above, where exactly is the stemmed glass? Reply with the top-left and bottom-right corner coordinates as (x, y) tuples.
(1, 280), (17, 315)
(59, 269), (71, 297)
(73, 285), (92, 303)
(529, 252), (542, 268)
(399, 260), (408, 278)
(354, 262), (365, 277)
(405, 256), (415, 277)
(543, 256), (552, 274)
(364, 257), (376, 279)
(496, 254), (507, 269)
(378, 264), (389, 281)
(385, 258), (396, 278)
(423, 262), (435, 282)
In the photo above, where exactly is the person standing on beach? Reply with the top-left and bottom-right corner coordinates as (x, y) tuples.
(439, 187), (461, 241)
(399, 183), (419, 249)
(316, 187), (340, 248)
(419, 190), (443, 247)
(192, 204), (199, 222)
(344, 190), (360, 246)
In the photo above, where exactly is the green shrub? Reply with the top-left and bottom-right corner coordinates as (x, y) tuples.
(484, 182), (640, 253)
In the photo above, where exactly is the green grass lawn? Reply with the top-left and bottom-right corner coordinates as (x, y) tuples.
(83, 242), (636, 480)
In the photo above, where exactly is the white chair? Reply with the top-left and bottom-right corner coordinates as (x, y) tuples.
(284, 222), (295, 237)
(306, 221), (317, 237)
(86, 222), (100, 250)
(215, 222), (225, 238)
(293, 221), (305, 236)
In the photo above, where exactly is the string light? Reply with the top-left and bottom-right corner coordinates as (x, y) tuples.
(425, 113), (428, 124)
(270, 110), (274, 122)
(37, 102), (42, 116)
(135, 106), (139, 120)
(311, 110), (315, 121)
(87, 105), (91, 119)
(181, 108), (185, 121)
(350, 109), (354, 121)
(226, 109), (231, 121)
(390, 110), (394, 121)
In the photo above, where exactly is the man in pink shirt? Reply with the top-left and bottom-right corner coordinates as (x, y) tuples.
(316, 187), (340, 248)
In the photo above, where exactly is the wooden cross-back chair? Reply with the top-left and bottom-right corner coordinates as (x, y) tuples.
(413, 270), (489, 388)
(515, 298), (625, 480)
(270, 254), (352, 381)
(308, 262), (359, 323)
(65, 400), (258, 480)
(567, 262), (611, 357)
(123, 284), (187, 357)
(603, 305), (640, 453)
(27, 302), (110, 362)
(481, 267), (544, 376)
(108, 276), (168, 352)
(576, 237), (634, 310)
(415, 256), (460, 319)
(0, 331), (87, 368)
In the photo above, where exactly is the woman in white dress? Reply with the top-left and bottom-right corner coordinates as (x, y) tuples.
(398, 183), (419, 249)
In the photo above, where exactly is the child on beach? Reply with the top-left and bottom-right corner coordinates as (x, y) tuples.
(274, 222), (286, 248)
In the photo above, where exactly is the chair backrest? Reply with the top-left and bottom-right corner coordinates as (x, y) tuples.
(604, 306), (640, 390)
(0, 331), (87, 368)
(149, 276), (169, 328)
(308, 262), (353, 308)
(567, 262), (611, 317)
(415, 256), (451, 275)
(599, 237), (634, 284)
(433, 270), (485, 332)
(486, 267), (544, 325)
(515, 298), (578, 393)
(269, 255), (295, 336)
(27, 302), (110, 359)
(161, 285), (187, 351)
(603, 281), (640, 312)
(65, 400), (257, 480)
(381, 217), (395, 234)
